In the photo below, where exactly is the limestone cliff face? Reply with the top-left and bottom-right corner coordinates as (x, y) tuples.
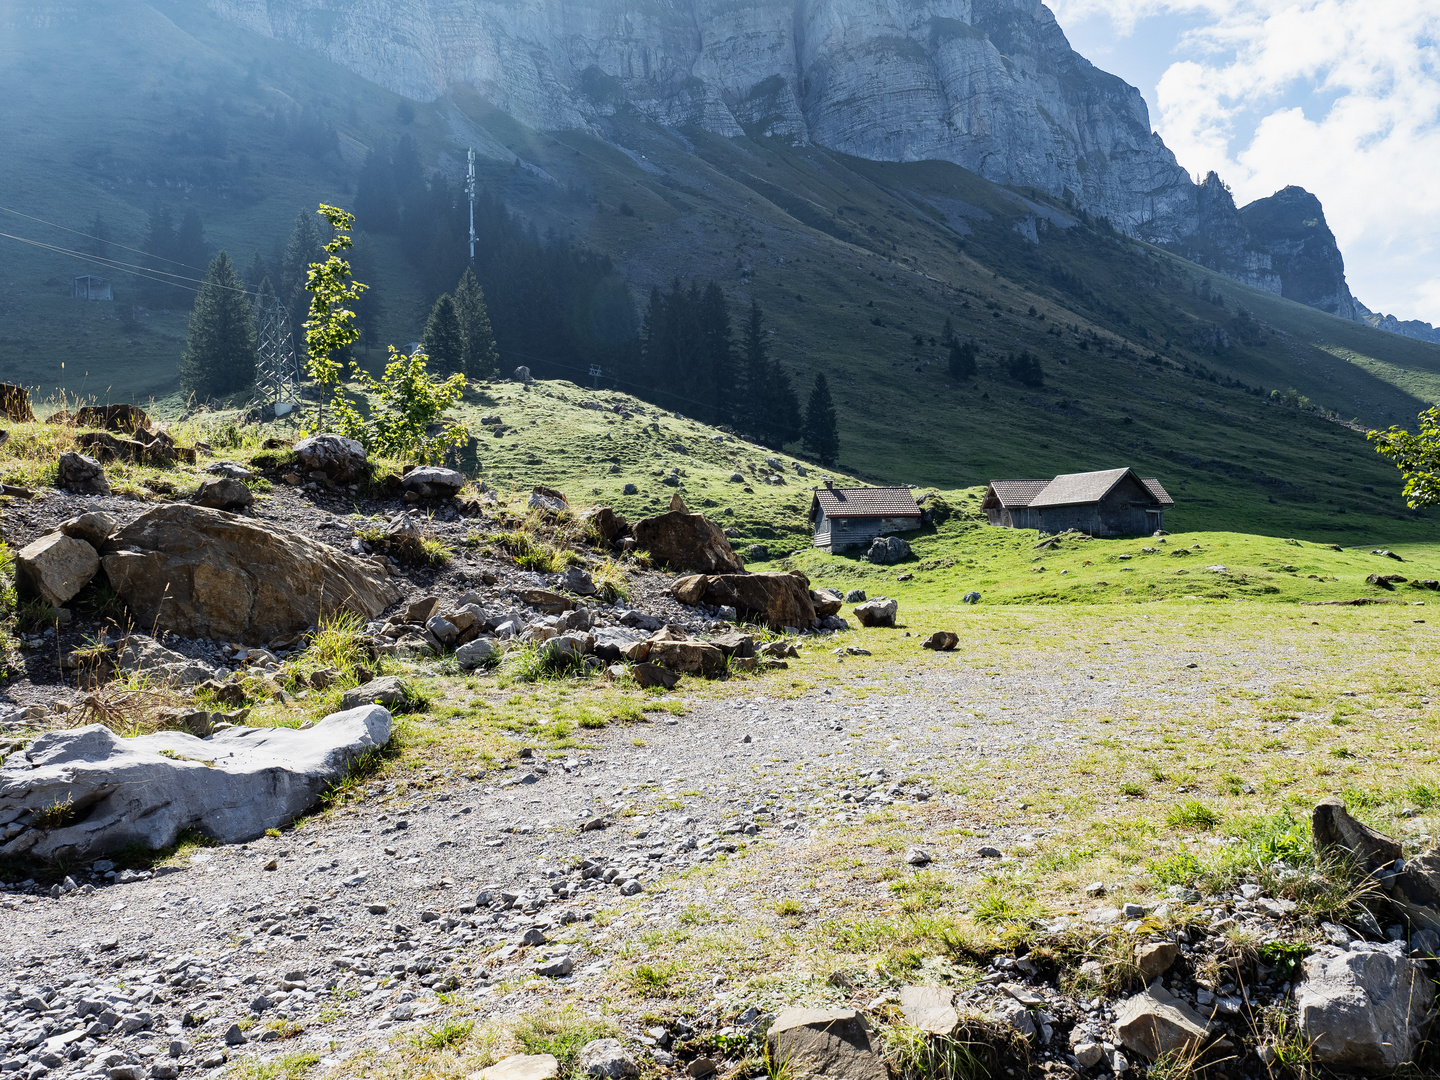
(207, 0), (1197, 239)
(1238, 187), (1360, 321)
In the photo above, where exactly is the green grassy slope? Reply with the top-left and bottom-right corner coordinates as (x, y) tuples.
(3, 1), (1440, 543)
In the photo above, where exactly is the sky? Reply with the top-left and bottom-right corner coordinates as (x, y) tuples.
(1048, 0), (1440, 326)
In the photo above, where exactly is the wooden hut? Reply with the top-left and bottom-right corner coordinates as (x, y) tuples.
(983, 468), (1174, 537)
(810, 484), (922, 552)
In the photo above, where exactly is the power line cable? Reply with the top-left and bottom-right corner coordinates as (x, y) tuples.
(0, 230), (252, 297)
(0, 203), (213, 275)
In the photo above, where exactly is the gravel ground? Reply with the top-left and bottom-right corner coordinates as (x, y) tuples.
(0, 647), (1295, 1080)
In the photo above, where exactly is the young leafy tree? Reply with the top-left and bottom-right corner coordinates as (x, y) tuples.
(948, 338), (977, 381)
(454, 268), (499, 379)
(178, 251), (256, 401)
(420, 293), (465, 376)
(302, 204), (368, 431)
(802, 372), (839, 465)
(335, 346), (467, 462)
(1370, 407), (1440, 507)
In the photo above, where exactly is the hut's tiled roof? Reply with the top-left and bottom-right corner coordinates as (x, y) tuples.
(1028, 468), (1134, 508)
(812, 486), (922, 519)
(985, 480), (1052, 508)
(1142, 478), (1175, 507)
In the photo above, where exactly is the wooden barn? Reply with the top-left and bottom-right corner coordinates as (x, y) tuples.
(71, 275), (112, 300)
(810, 484), (922, 552)
(983, 468), (1174, 538)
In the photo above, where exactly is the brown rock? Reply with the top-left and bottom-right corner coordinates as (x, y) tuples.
(767, 1008), (887, 1080)
(193, 477), (254, 511)
(695, 573), (818, 629)
(99, 505), (401, 645)
(922, 631), (959, 651)
(581, 506), (629, 543)
(0, 384), (34, 422)
(632, 509), (744, 574)
(1313, 797), (1401, 875)
(404, 596), (441, 625)
(1135, 941), (1180, 981)
(672, 574), (710, 606)
(518, 589), (575, 614)
(711, 632), (755, 659)
(1115, 982), (1212, 1060)
(669, 493), (688, 513)
(74, 403), (150, 434)
(646, 637), (727, 677)
(810, 588), (844, 617)
(630, 663), (679, 690)
(59, 511), (117, 548)
(17, 532), (100, 607)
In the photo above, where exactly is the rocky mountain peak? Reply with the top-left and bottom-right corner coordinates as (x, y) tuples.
(1238, 186), (1361, 320)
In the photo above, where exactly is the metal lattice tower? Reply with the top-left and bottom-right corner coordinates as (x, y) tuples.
(254, 298), (302, 413)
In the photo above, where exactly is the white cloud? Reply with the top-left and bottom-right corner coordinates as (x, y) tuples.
(1049, 0), (1440, 324)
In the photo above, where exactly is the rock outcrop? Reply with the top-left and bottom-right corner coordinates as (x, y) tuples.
(1297, 942), (1434, 1073)
(0, 706), (392, 862)
(632, 508), (744, 574)
(672, 572), (817, 629)
(210, 0), (1198, 239)
(99, 505), (401, 644)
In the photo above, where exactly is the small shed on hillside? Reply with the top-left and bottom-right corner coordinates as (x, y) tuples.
(983, 468), (1174, 538)
(810, 484), (923, 552)
(71, 275), (112, 300)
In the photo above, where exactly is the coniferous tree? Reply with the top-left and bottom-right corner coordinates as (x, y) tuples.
(802, 372), (839, 465)
(243, 252), (269, 295)
(455, 268), (499, 379)
(948, 339), (978, 381)
(179, 251), (256, 401)
(700, 281), (735, 425)
(280, 210), (323, 347)
(172, 209), (209, 275)
(940, 317), (956, 347)
(420, 293), (465, 375)
(764, 361), (803, 448)
(86, 214), (113, 260)
(1006, 349), (1044, 387)
(142, 205), (178, 306)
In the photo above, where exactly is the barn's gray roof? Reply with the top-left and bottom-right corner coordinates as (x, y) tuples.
(812, 486), (922, 519)
(1028, 468), (1133, 508)
(1141, 478), (1176, 507)
(986, 480), (1052, 508)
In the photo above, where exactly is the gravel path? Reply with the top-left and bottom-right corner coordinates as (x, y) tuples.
(0, 647), (1254, 1080)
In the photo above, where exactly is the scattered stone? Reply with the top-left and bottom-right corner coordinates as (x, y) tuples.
(899, 986), (958, 1036)
(402, 466), (465, 497)
(1114, 982), (1213, 1060)
(844, 589), (866, 603)
(577, 1038), (638, 1078)
(341, 676), (411, 712)
(193, 476), (254, 511)
(17, 532), (99, 607)
(865, 535), (911, 564)
(853, 598), (898, 628)
(457, 638), (500, 669)
(1135, 941), (1180, 981)
(59, 510), (118, 547)
(1297, 941), (1434, 1071)
(224, 1024), (247, 1046)
(905, 847), (931, 866)
(293, 434), (368, 483)
(765, 1008), (886, 1080)
(57, 451), (111, 495)
(921, 631), (958, 651)
(478, 1054), (560, 1080)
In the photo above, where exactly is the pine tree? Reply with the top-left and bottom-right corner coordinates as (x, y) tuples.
(142, 205), (178, 307)
(765, 361), (802, 448)
(802, 372), (839, 465)
(948, 339), (977, 381)
(699, 281), (734, 425)
(420, 293), (465, 375)
(941, 317), (956, 346)
(280, 210), (323, 337)
(243, 252), (269, 294)
(172, 209), (208, 275)
(454, 268), (499, 379)
(1006, 349), (1044, 387)
(179, 251), (256, 401)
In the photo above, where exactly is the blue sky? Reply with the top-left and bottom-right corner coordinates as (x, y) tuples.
(1049, 1), (1440, 326)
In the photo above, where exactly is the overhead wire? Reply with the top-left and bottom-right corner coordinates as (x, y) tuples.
(0, 203), (213, 275)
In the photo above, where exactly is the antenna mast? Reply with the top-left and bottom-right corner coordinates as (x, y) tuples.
(466, 147), (477, 263)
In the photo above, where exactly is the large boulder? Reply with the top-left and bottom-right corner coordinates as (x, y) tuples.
(17, 533), (99, 607)
(57, 451), (110, 496)
(1312, 797), (1401, 874)
(866, 535), (911, 564)
(294, 434), (367, 483)
(646, 636), (727, 677)
(111, 635), (217, 686)
(854, 597), (898, 627)
(0, 706), (392, 863)
(1298, 942), (1434, 1072)
(674, 572), (818, 630)
(580, 507), (629, 544)
(1114, 982), (1212, 1060)
(632, 509), (744, 574)
(193, 477), (254, 511)
(810, 588), (844, 617)
(766, 1008), (887, 1080)
(402, 466), (464, 498)
(99, 505), (401, 645)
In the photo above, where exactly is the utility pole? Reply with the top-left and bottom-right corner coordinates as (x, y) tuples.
(589, 364), (602, 390)
(466, 147), (477, 264)
(254, 298), (300, 415)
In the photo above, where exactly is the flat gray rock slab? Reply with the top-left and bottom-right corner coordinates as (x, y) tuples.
(0, 705), (392, 863)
